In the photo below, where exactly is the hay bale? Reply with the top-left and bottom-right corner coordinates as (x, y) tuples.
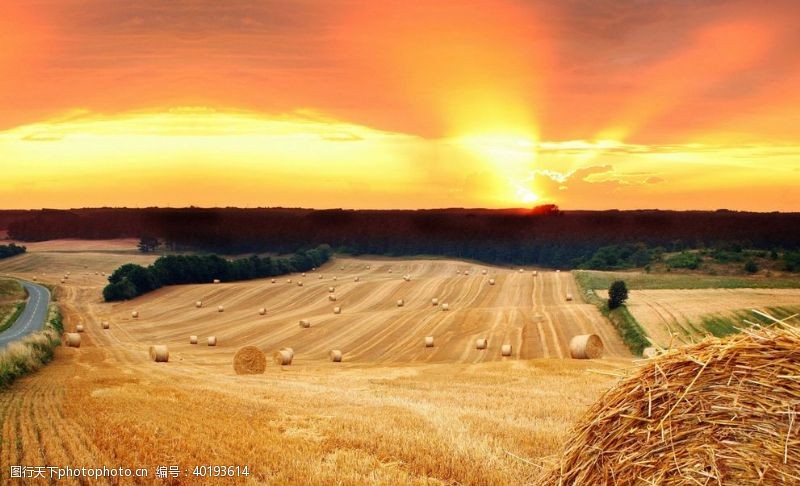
(396, 299), (404, 307)
(565, 293), (573, 301)
(190, 335), (198, 344)
(481, 269), (487, 275)
(60, 279), (65, 284)
(301, 272), (306, 277)
(65, 333), (81, 347)
(259, 308), (266, 315)
(75, 324), (84, 333)
(354, 276), (360, 282)
(387, 269), (392, 273)
(287, 279), (292, 284)
(518, 268), (524, 273)
(464, 271), (470, 276)
(403, 274), (410, 281)
(642, 346), (659, 358)
(333, 276), (338, 281)
(318, 275), (323, 279)
(425, 336), (434, 348)
(217, 305), (225, 312)
(274, 349), (293, 365)
(456, 270), (461, 275)
(149, 345), (169, 362)
(330, 349), (342, 362)
(297, 281), (304, 287)
(328, 286), (335, 293)
(333, 306), (341, 314)
(431, 298), (439, 306)
(32, 276), (37, 281)
(476, 338), (488, 350)
(131, 311), (139, 318)
(328, 294), (337, 301)
(213, 279), (220, 284)
(544, 322), (800, 484)
(299, 319), (311, 328)
(207, 336), (217, 346)
(569, 334), (603, 359)
(271, 278), (276, 283)
(195, 300), (203, 308)
(340, 265), (345, 270)
(102, 321), (110, 330)
(281, 347), (294, 359)
(441, 303), (450, 311)
(556, 269), (561, 273)
(489, 278), (496, 285)
(233, 346), (267, 375)
(366, 265), (371, 270)
(501, 344), (512, 356)
(533, 270), (538, 276)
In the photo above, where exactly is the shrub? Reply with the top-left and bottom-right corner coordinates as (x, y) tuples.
(665, 251), (701, 270)
(608, 280), (629, 310)
(744, 260), (759, 274)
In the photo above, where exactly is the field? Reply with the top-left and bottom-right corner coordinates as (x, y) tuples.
(576, 269), (800, 290)
(0, 241), (632, 484)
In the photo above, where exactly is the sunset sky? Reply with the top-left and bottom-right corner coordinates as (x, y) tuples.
(1, 0), (799, 210)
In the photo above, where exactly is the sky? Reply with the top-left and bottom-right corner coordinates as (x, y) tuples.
(1, 0), (799, 211)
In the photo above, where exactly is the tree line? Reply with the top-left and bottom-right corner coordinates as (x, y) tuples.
(103, 245), (332, 301)
(0, 243), (26, 260)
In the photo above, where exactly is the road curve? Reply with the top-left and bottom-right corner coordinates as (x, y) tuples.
(0, 280), (51, 348)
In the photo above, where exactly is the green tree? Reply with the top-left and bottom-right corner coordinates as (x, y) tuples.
(137, 236), (159, 253)
(608, 280), (629, 310)
(744, 260), (759, 274)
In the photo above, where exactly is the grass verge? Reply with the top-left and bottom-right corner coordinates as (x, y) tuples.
(699, 306), (800, 338)
(574, 271), (651, 356)
(0, 304), (62, 389)
(0, 303), (25, 333)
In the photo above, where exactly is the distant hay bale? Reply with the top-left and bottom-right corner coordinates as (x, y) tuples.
(556, 269), (561, 273)
(544, 322), (800, 484)
(354, 276), (360, 282)
(501, 344), (512, 356)
(533, 270), (538, 276)
(403, 274), (410, 281)
(259, 308), (266, 315)
(271, 279), (276, 283)
(32, 276), (37, 281)
(318, 275), (323, 279)
(333, 276), (338, 281)
(274, 349), (293, 365)
(396, 299), (404, 307)
(366, 265), (371, 270)
(340, 265), (345, 270)
(441, 303), (450, 311)
(481, 269), (487, 275)
(217, 305), (225, 312)
(65, 333), (81, 347)
(281, 347), (294, 359)
(102, 321), (110, 330)
(388, 269), (392, 273)
(328, 294), (337, 301)
(328, 286), (335, 293)
(131, 311), (139, 318)
(518, 268), (524, 273)
(569, 334), (603, 359)
(60, 279), (65, 284)
(431, 298), (439, 306)
(566, 293), (573, 301)
(287, 279), (292, 284)
(297, 281), (304, 287)
(190, 335), (198, 344)
(642, 346), (659, 358)
(464, 271), (470, 276)
(425, 336), (434, 348)
(456, 270), (461, 275)
(75, 324), (84, 333)
(333, 306), (341, 314)
(233, 346), (267, 375)
(195, 301), (203, 308)
(476, 338), (488, 350)
(299, 319), (311, 328)
(213, 279), (220, 284)
(207, 336), (217, 346)
(329, 349), (342, 362)
(489, 278), (496, 285)
(149, 345), (169, 362)
(301, 272), (306, 277)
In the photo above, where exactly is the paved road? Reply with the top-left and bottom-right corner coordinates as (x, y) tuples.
(0, 280), (51, 348)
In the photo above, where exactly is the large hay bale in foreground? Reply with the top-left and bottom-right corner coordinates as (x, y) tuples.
(543, 323), (800, 485)
(149, 345), (169, 362)
(233, 346), (267, 375)
(274, 349), (293, 365)
(569, 334), (603, 359)
(65, 333), (81, 348)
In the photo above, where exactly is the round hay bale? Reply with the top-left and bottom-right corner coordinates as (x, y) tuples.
(287, 279), (292, 284)
(60, 279), (66, 284)
(565, 293), (574, 301)
(318, 275), (323, 279)
(489, 278), (496, 285)
(195, 301), (203, 308)
(281, 347), (294, 359)
(299, 319), (311, 328)
(259, 307), (267, 315)
(396, 299), (404, 307)
(464, 271), (470, 276)
(441, 303), (450, 311)
(431, 298), (439, 306)
(501, 344), (512, 356)
(569, 334), (603, 359)
(456, 270), (461, 275)
(533, 270), (538, 276)
(330, 349), (342, 362)
(387, 269), (392, 273)
(32, 276), (37, 281)
(190, 335), (198, 344)
(424, 336), (434, 348)
(131, 310), (139, 318)
(102, 321), (110, 330)
(544, 325), (800, 484)
(333, 306), (341, 314)
(274, 349), (293, 365)
(366, 265), (371, 270)
(333, 276), (338, 281)
(301, 273), (306, 277)
(481, 269), (487, 275)
(476, 338), (488, 350)
(149, 345), (169, 362)
(328, 286), (335, 293)
(340, 265), (345, 270)
(213, 279), (220, 284)
(75, 324), (84, 333)
(642, 346), (659, 359)
(217, 305), (225, 312)
(65, 333), (81, 348)
(207, 336), (217, 346)
(518, 268), (524, 273)
(354, 276), (360, 282)
(556, 269), (561, 273)
(233, 346), (267, 375)
(297, 281), (304, 287)
(271, 278), (276, 283)
(328, 294), (337, 301)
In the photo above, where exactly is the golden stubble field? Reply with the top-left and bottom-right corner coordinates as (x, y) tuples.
(0, 241), (634, 484)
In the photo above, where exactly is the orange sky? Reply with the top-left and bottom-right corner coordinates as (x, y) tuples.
(1, 0), (799, 210)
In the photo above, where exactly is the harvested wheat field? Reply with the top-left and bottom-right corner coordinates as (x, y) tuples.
(0, 242), (639, 484)
(626, 288), (800, 347)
